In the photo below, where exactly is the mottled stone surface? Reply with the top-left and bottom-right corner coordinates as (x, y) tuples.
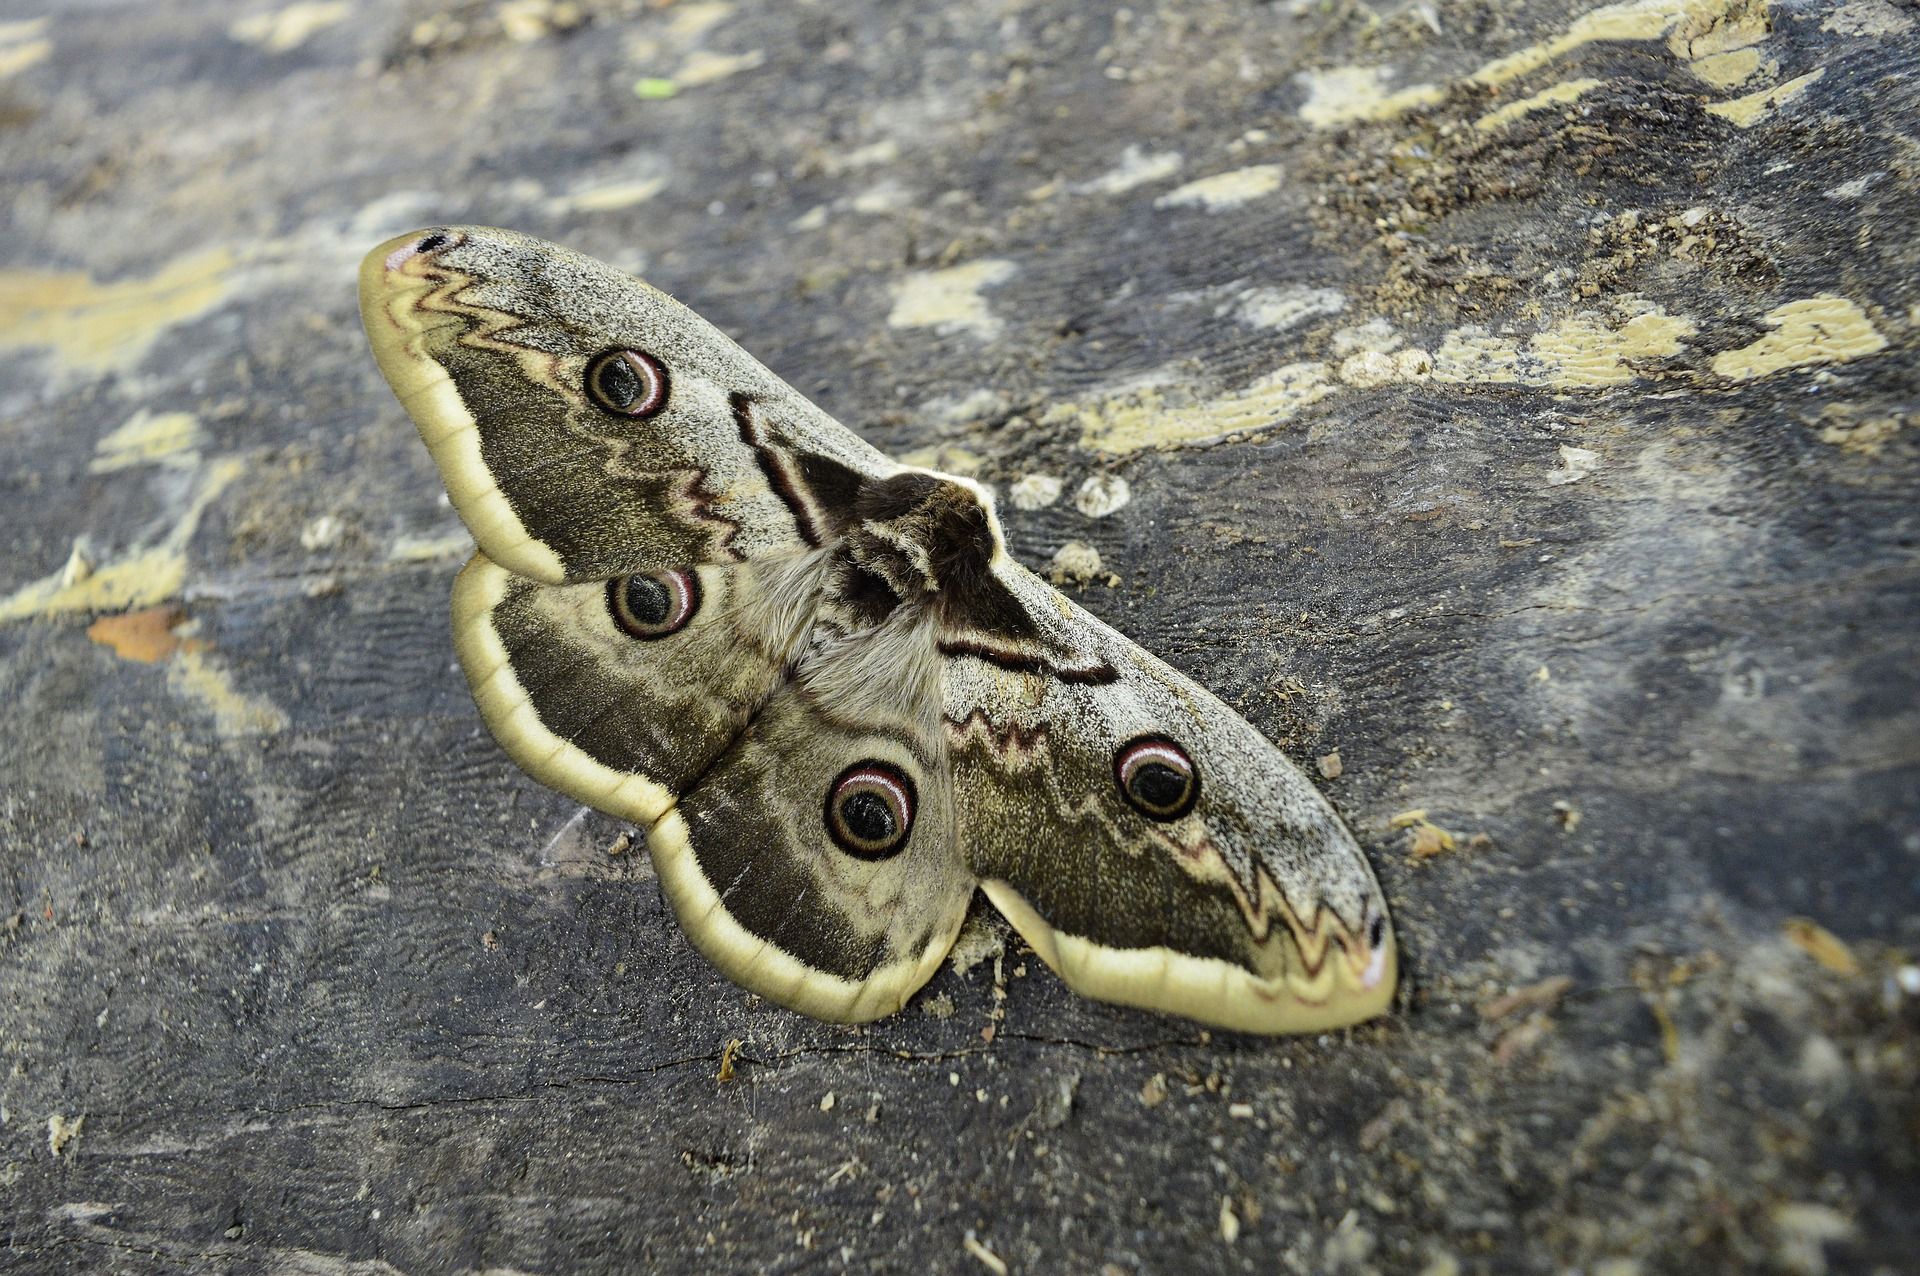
(2, 1), (1916, 1272)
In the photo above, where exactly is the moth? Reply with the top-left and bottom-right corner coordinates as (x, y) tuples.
(359, 227), (1397, 1034)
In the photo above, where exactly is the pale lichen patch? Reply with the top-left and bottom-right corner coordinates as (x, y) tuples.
(822, 138), (902, 174)
(1711, 295), (1886, 381)
(1155, 165), (1285, 211)
(169, 649), (290, 736)
(1073, 475), (1132, 519)
(673, 48), (765, 88)
(1340, 349), (1432, 387)
(918, 388), (1010, 426)
(0, 17), (50, 78)
(558, 176), (668, 213)
(90, 411), (205, 473)
(1331, 318), (1403, 357)
(496, 0), (585, 43)
(1473, 78), (1604, 131)
(666, 1), (733, 40)
(1431, 303), (1695, 389)
(1296, 65), (1445, 128)
(1814, 414), (1902, 456)
(388, 529), (474, 562)
(1049, 541), (1104, 585)
(46, 1114), (84, 1158)
(1474, 0), (1740, 90)
(1058, 362), (1338, 454)
(229, 2), (352, 53)
(888, 260), (1018, 339)
(1704, 67), (1825, 127)
(1228, 286), (1346, 332)
(1298, 0), (1773, 131)
(0, 457), (245, 621)
(1545, 445), (1602, 486)
(0, 248), (236, 372)
(896, 443), (984, 476)
(1688, 47), (1766, 88)
(1820, 0), (1914, 35)
(1071, 145), (1184, 196)
(849, 179), (913, 215)
(1008, 474), (1063, 510)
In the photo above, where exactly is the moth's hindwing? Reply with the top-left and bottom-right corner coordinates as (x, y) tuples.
(653, 683), (973, 1024)
(450, 552), (813, 825)
(369, 226), (1398, 1033)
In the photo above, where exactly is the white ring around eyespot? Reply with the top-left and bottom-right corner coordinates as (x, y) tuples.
(1121, 741), (1190, 775)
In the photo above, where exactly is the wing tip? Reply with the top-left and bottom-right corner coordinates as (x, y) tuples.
(980, 879), (1397, 1035)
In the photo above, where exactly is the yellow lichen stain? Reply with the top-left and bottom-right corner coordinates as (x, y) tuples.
(1473, 78), (1605, 131)
(388, 529), (474, 562)
(168, 649), (289, 736)
(1711, 293), (1885, 381)
(85, 600), (285, 735)
(1471, 0), (1731, 90)
(667, 2), (734, 40)
(0, 457), (244, 622)
(1432, 303), (1695, 389)
(896, 444), (984, 476)
(1296, 65), (1446, 128)
(1783, 917), (1859, 976)
(0, 248), (235, 372)
(1299, 0), (1766, 129)
(1668, 0), (1771, 59)
(229, 2), (352, 53)
(1074, 146), (1183, 197)
(561, 177), (668, 212)
(1704, 67), (1825, 126)
(1815, 414), (1903, 455)
(1688, 46), (1765, 88)
(0, 17), (50, 78)
(672, 47), (764, 87)
(89, 410), (205, 473)
(1154, 164), (1285, 210)
(887, 260), (1018, 340)
(1060, 302), (1694, 452)
(1057, 363), (1338, 455)
(497, 0), (585, 43)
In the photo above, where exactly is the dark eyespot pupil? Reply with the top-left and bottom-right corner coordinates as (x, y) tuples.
(1130, 762), (1189, 810)
(1369, 916), (1386, 948)
(415, 232), (448, 254)
(840, 791), (896, 844)
(594, 355), (642, 409)
(621, 575), (672, 626)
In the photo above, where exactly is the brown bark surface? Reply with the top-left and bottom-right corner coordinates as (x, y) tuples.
(2, 1), (1916, 1272)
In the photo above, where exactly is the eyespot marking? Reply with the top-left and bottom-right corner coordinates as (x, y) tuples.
(1115, 735), (1199, 822)
(607, 569), (698, 639)
(825, 761), (916, 859)
(586, 349), (671, 418)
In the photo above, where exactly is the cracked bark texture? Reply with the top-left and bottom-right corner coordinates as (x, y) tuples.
(2, 1), (1917, 1273)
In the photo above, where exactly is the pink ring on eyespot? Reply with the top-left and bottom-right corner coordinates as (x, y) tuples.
(585, 349), (671, 418)
(607, 568), (698, 639)
(825, 761), (917, 859)
(1114, 734), (1199, 821)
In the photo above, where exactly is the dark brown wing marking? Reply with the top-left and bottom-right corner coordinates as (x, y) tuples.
(732, 393), (867, 550)
(934, 637), (1119, 684)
